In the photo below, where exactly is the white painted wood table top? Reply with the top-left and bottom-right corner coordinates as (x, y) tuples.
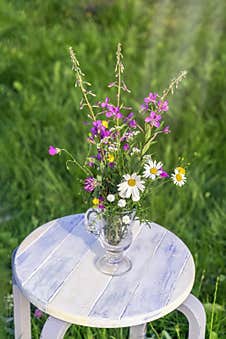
(13, 214), (195, 328)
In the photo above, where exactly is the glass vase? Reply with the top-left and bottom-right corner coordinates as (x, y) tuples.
(85, 209), (136, 276)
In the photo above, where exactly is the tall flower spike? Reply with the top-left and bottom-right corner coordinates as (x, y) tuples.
(69, 47), (96, 121)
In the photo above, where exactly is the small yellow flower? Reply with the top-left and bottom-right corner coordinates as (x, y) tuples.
(176, 167), (186, 175)
(107, 153), (115, 163)
(92, 198), (99, 206)
(102, 120), (109, 128)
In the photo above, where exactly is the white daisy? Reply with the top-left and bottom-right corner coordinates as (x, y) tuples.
(118, 199), (126, 208)
(143, 159), (163, 180)
(171, 169), (186, 187)
(118, 173), (145, 202)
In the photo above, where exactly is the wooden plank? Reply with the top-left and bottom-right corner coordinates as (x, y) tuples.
(121, 229), (190, 319)
(20, 216), (96, 306)
(46, 220), (143, 326)
(16, 219), (59, 256)
(15, 214), (84, 283)
(88, 224), (167, 320)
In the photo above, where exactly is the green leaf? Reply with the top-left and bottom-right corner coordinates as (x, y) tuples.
(145, 124), (152, 142)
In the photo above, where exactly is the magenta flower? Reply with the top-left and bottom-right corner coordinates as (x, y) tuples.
(163, 125), (171, 134)
(48, 146), (60, 156)
(145, 111), (162, 128)
(123, 143), (130, 151)
(160, 170), (169, 178)
(158, 100), (169, 112)
(84, 177), (97, 192)
(34, 309), (43, 319)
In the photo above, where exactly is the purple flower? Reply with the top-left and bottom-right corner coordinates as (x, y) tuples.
(91, 120), (111, 139)
(84, 177), (97, 192)
(96, 151), (102, 161)
(163, 125), (171, 134)
(34, 309), (43, 319)
(48, 145), (60, 156)
(144, 92), (158, 104)
(98, 204), (105, 210)
(108, 162), (115, 168)
(129, 119), (137, 128)
(140, 103), (149, 111)
(123, 143), (130, 151)
(101, 97), (110, 108)
(145, 111), (162, 128)
(158, 100), (169, 112)
(106, 105), (123, 119)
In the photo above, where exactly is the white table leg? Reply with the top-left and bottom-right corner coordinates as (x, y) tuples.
(40, 316), (71, 339)
(177, 294), (206, 339)
(13, 282), (31, 339)
(129, 323), (147, 339)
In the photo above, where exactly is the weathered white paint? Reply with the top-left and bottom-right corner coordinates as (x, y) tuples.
(178, 294), (206, 339)
(129, 323), (147, 339)
(40, 316), (70, 339)
(13, 283), (31, 339)
(12, 214), (204, 337)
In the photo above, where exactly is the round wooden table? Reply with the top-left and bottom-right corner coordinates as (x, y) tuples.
(12, 214), (206, 338)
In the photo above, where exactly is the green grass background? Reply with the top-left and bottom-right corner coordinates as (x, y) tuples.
(0, 0), (226, 338)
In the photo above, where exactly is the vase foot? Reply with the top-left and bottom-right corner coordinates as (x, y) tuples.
(95, 255), (132, 276)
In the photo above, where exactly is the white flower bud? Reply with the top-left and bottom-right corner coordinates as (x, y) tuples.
(122, 215), (130, 224)
(107, 194), (115, 202)
(118, 199), (126, 208)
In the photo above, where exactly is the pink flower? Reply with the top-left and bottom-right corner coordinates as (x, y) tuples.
(48, 146), (60, 156)
(158, 100), (169, 112)
(34, 309), (43, 319)
(163, 125), (171, 134)
(84, 177), (97, 192)
(145, 111), (162, 128)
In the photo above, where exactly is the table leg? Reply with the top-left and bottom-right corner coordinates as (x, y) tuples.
(40, 316), (71, 339)
(177, 294), (206, 339)
(13, 282), (31, 339)
(129, 323), (147, 339)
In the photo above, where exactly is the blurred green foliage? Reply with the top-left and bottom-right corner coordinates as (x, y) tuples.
(0, 0), (226, 337)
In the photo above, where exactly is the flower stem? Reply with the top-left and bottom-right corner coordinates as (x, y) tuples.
(61, 148), (91, 176)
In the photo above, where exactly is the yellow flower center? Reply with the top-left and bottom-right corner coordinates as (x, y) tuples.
(92, 198), (99, 205)
(150, 167), (158, 174)
(108, 154), (115, 162)
(102, 120), (108, 128)
(128, 178), (136, 187)
(176, 167), (186, 175)
(176, 173), (183, 182)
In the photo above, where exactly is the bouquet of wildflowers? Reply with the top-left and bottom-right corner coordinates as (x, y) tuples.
(49, 44), (187, 235)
